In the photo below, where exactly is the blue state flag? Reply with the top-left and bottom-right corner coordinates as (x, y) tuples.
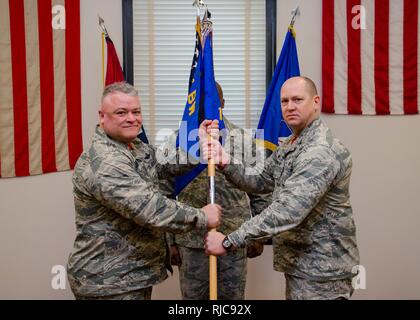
(176, 18), (203, 161)
(175, 13), (225, 196)
(256, 26), (300, 151)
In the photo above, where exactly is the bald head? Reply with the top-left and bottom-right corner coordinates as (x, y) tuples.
(283, 76), (318, 97)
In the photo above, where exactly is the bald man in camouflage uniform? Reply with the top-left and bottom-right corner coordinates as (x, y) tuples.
(67, 82), (221, 300)
(169, 83), (269, 300)
(204, 77), (360, 300)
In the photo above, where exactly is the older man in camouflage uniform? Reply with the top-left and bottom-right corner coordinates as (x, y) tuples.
(204, 76), (360, 300)
(168, 83), (269, 300)
(67, 82), (221, 300)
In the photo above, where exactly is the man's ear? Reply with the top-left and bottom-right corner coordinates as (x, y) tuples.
(313, 95), (321, 112)
(98, 109), (105, 126)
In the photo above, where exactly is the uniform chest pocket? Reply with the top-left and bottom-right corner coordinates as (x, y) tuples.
(273, 157), (294, 187)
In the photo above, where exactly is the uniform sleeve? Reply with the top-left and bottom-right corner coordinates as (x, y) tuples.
(91, 153), (207, 234)
(158, 175), (175, 199)
(228, 146), (340, 247)
(166, 233), (176, 246)
(155, 132), (199, 178)
(248, 192), (272, 217)
(221, 150), (276, 194)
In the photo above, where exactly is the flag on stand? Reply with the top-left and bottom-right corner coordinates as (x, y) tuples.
(0, 0), (82, 178)
(322, 0), (419, 115)
(104, 32), (149, 143)
(256, 26), (300, 152)
(104, 36), (124, 85)
(175, 11), (225, 196)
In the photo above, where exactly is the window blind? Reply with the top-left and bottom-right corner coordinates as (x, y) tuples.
(133, 0), (266, 145)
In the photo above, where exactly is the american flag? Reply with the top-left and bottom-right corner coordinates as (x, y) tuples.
(322, 0), (419, 115)
(0, 0), (82, 178)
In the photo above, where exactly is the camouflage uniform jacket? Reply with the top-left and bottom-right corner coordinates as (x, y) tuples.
(67, 127), (207, 297)
(174, 118), (269, 248)
(223, 118), (360, 281)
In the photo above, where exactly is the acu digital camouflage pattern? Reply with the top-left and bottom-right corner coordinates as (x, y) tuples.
(67, 126), (208, 298)
(175, 118), (270, 248)
(178, 246), (247, 300)
(223, 118), (360, 281)
(171, 118), (270, 300)
(285, 274), (353, 300)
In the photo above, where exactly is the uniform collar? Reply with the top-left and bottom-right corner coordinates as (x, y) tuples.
(279, 118), (322, 155)
(292, 118), (322, 146)
(94, 125), (144, 153)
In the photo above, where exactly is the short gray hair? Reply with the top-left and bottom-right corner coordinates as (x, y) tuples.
(102, 82), (138, 102)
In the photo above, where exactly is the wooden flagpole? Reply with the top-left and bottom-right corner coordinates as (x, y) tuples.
(193, 0), (218, 301)
(101, 32), (105, 87)
(98, 16), (108, 88)
(208, 145), (217, 301)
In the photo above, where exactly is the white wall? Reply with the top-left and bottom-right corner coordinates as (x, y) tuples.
(277, 0), (420, 299)
(0, 0), (123, 300)
(0, 0), (419, 299)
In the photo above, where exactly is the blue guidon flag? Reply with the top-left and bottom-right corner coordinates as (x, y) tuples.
(256, 26), (300, 152)
(175, 11), (225, 196)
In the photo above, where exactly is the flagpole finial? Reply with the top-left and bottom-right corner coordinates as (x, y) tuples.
(192, 0), (205, 8)
(290, 6), (301, 28)
(193, 0), (206, 17)
(98, 15), (109, 37)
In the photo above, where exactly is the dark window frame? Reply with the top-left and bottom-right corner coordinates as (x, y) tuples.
(121, 0), (277, 91)
(122, 0), (134, 85)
